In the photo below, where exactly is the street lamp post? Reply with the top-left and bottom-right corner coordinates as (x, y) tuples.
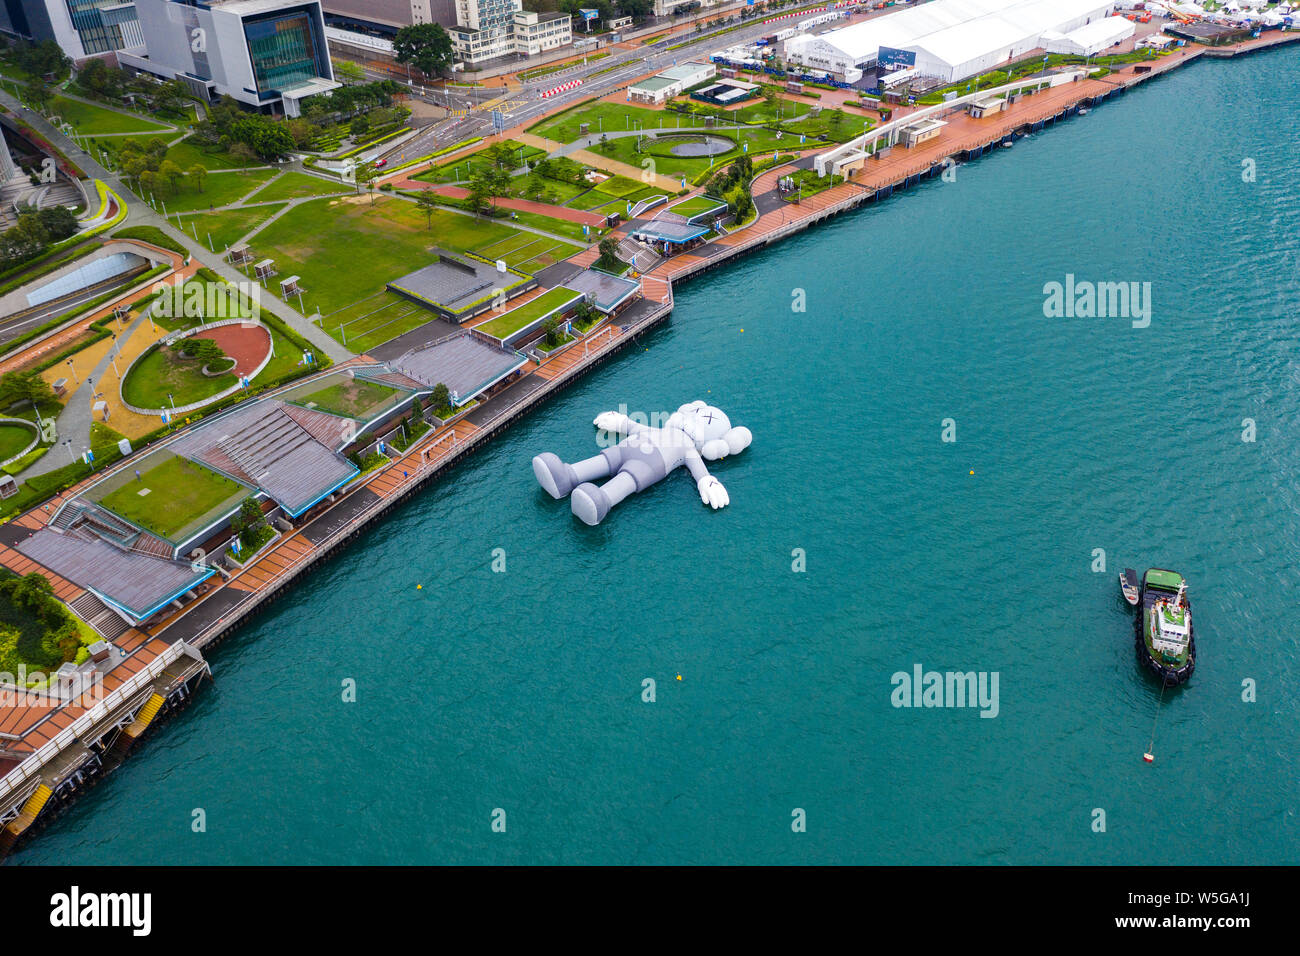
(66, 359), (79, 385)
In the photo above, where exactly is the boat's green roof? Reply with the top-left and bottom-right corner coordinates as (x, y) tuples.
(1145, 569), (1184, 591)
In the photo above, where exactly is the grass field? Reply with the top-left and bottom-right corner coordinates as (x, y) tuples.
(585, 127), (798, 179)
(414, 139), (547, 184)
(161, 168), (277, 214)
(250, 172), (351, 203)
(292, 377), (401, 419)
(475, 287), (580, 340)
(0, 423), (35, 461)
(731, 97), (812, 125)
(504, 209), (596, 243)
(96, 456), (245, 540)
(51, 95), (173, 135)
(179, 203), (287, 252)
(256, 197), (579, 332)
(670, 195), (726, 217)
(529, 102), (670, 145)
(513, 173), (589, 205)
(163, 137), (264, 171)
(121, 340), (238, 409)
(322, 292), (432, 354)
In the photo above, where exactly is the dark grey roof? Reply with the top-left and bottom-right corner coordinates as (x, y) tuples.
(169, 400), (357, 517)
(564, 268), (640, 314)
(393, 333), (527, 404)
(388, 252), (512, 311)
(18, 528), (213, 623)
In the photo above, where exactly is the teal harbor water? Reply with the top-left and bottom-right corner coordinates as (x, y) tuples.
(15, 49), (1300, 865)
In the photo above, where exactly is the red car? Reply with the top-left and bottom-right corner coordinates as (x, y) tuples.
(374, 157), (388, 168)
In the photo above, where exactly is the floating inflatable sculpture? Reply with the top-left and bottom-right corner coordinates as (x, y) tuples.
(532, 401), (752, 525)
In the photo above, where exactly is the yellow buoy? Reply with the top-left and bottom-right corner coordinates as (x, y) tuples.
(416, 584), (423, 590)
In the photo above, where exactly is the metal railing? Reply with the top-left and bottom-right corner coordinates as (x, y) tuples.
(0, 640), (198, 808)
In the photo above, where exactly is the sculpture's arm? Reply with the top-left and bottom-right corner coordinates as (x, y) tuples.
(684, 447), (729, 510)
(593, 411), (648, 436)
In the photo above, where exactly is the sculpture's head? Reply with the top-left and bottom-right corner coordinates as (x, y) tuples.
(666, 401), (753, 460)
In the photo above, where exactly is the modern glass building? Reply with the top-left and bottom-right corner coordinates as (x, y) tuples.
(243, 5), (331, 98)
(0, 0), (145, 59)
(127, 0), (337, 114)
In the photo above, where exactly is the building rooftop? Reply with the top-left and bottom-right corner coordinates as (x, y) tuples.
(18, 527), (215, 624)
(393, 333), (527, 405)
(168, 400), (358, 518)
(389, 252), (525, 316)
(564, 269), (640, 314)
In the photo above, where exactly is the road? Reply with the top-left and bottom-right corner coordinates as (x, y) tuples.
(376, 2), (868, 164)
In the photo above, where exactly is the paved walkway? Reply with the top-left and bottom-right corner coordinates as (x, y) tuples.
(25, 308), (154, 477)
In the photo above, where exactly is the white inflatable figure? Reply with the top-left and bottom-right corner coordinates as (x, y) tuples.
(532, 400), (753, 525)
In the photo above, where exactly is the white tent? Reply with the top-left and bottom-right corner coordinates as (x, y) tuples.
(1043, 16), (1136, 55)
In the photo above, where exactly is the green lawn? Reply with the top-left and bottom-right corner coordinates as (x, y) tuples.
(529, 102), (671, 145)
(323, 292), (433, 354)
(780, 168), (844, 203)
(0, 423), (36, 461)
(179, 202), (287, 252)
(160, 168), (277, 214)
(291, 377), (401, 419)
(731, 97), (812, 125)
(504, 209), (597, 244)
(96, 456), (246, 540)
(586, 126), (802, 179)
(670, 195), (726, 217)
(121, 339), (238, 409)
(249, 171), (351, 203)
(475, 287), (580, 340)
(50, 95), (173, 135)
(512, 173), (589, 206)
(254, 196), (578, 324)
(163, 137), (264, 171)
(414, 139), (546, 183)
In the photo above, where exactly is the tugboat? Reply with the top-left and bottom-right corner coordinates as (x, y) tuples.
(1134, 569), (1195, 686)
(1119, 568), (1140, 606)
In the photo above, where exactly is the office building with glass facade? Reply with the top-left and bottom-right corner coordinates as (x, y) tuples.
(125, 0), (337, 114)
(0, 0), (145, 59)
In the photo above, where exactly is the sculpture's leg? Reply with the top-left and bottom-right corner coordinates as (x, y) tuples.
(571, 472), (637, 526)
(532, 452), (611, 499)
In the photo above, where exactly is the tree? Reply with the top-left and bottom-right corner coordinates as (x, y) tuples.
(393, 23), (455, 77)
(228, 142), (257, 171)
(233, 496), (267, 548)
(616, 0), (654, 18)
(158, 158), (185, 196)
(762, 84), (780, 113)
(596, 237), (622, 271)
(179, 338), (226, 367)
(188, 163), (208, 193)
(23, 81), (51, 113)
(333, 59), (365, 85)
(0, 370), (56, 411)
(431, 383), (451, 413)
(154, 79), (191, 116)
(542, 315), (562, 348)
(415, 187), (439, 229)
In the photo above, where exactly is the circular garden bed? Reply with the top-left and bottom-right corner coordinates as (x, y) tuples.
(121, 322), (272, 414)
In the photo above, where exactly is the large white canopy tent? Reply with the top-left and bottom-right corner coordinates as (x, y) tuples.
(1042, 16), (1136, 57)
(783, 0), (1117, 82)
